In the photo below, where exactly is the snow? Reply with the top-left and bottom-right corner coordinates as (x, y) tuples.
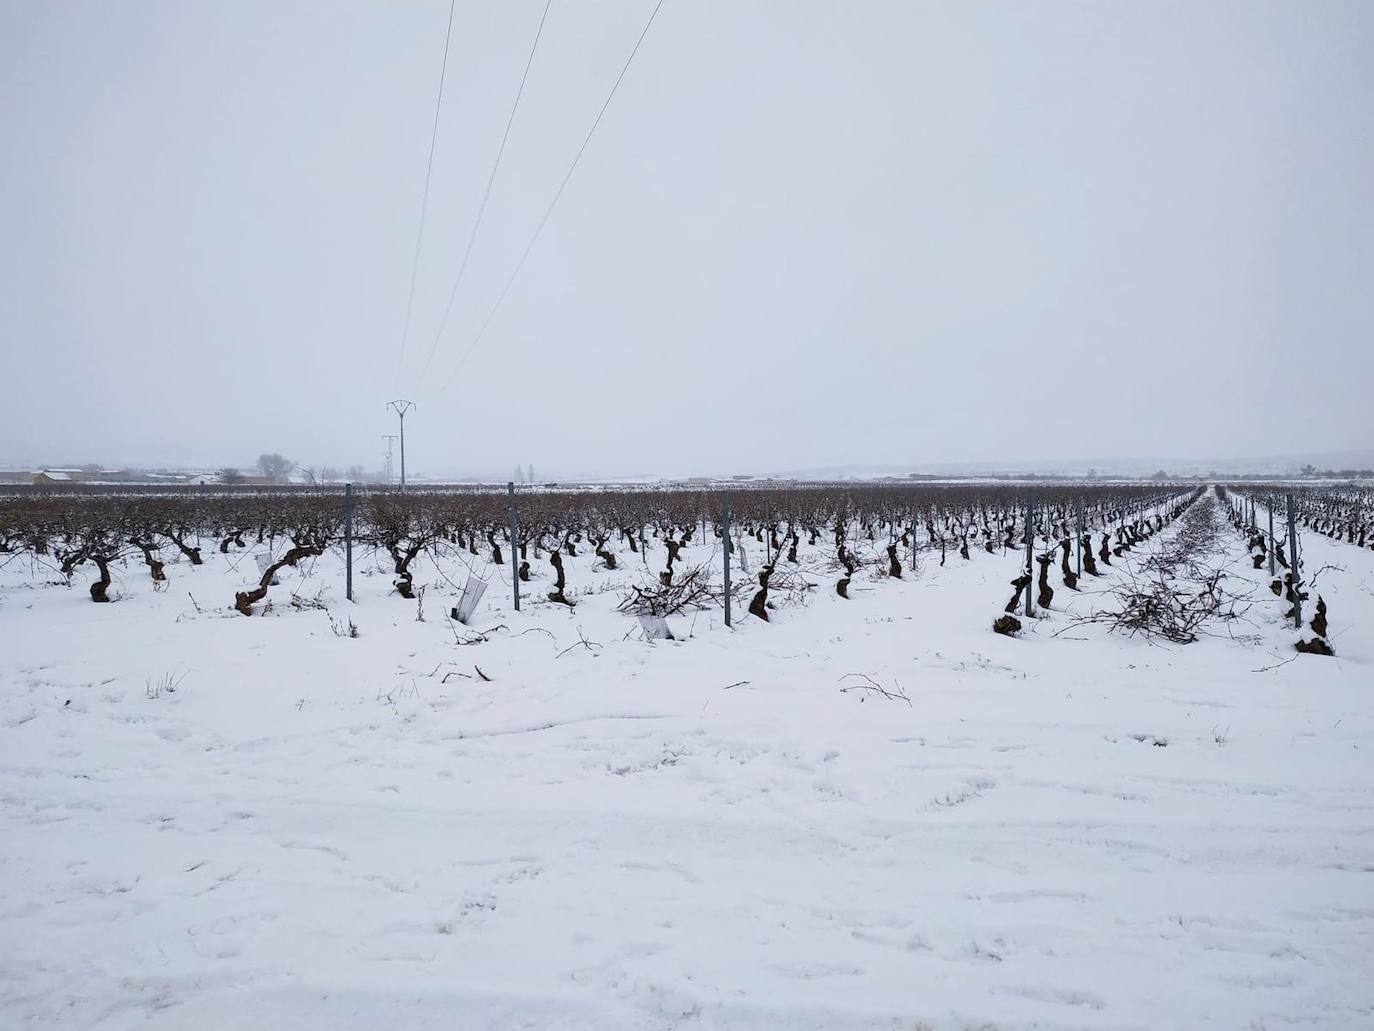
(2, 496), (1372, 1029)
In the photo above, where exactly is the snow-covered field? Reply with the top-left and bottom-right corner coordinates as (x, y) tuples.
(3, 495), (1372, 1029)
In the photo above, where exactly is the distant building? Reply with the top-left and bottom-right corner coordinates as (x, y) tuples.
(29, 467), (138, 484)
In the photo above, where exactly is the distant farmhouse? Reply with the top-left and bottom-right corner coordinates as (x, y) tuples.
(6, 468), (226, 487)
(31, 470), (74, 485)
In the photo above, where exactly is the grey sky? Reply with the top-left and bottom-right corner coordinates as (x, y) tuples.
(2, 1), (1371, 478)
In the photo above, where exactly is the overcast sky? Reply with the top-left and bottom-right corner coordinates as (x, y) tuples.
(2, 0), (1371, 478)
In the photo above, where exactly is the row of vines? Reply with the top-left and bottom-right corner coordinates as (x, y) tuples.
(1215, 484), (1366, 656)
(1, 483), (1194, 625)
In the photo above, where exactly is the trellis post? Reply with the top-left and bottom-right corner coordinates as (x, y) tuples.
(1076, 497), (1084, 579)
(508, 482), (519, 612)
(722, 496), (732, 628)
(1268, 502), (1275, 577)
(344, 482), (354, 602)
(1287, 493), (1301, 629)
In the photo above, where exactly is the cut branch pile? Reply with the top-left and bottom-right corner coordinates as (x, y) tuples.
(617, 564), (732, 617)
(1062, 496), (1253, 644)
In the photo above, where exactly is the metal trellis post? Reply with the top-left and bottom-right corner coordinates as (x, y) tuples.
(344, 482), (354, 602)
(1268, 502), (1275, 577)
(722, 496), (732, 628)
(1287, 492), (1301, 629)
(1076, 497), (1083, 579)
(508, 481), (519, 612)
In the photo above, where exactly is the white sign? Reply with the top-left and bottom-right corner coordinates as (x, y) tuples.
(638, 614), (674, 641)
(254, 552), (279, 585)
(453, 574), (488, 625)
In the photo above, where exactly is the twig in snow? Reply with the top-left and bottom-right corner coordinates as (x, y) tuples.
(839, 672), (911, 706)
(1307, 562), (1344, 589)
(1252, 652), (1300, 674)
(519, 627), (558, 646)
(447, 620), (509, 646)
(555, 626), (602, 659)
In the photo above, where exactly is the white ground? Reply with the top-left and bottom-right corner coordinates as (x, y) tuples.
(2, 496), (1372, 1029)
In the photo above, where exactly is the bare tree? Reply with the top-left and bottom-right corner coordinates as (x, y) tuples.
(256, 453), (296, 484)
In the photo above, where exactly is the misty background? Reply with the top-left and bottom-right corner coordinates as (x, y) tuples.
(2, 0), (1371, 480)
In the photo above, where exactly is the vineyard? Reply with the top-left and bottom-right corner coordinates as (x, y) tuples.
(0, 481), (1201, 618)
(3, 480), (1372, 1028)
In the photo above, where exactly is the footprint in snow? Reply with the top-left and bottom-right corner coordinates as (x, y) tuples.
(993, 983), (1105, 1010)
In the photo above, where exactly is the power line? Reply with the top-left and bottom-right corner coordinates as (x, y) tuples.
(415, 0), (555, 385)
(394, 0), (458, 386)
(435, 0), (668, 389)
